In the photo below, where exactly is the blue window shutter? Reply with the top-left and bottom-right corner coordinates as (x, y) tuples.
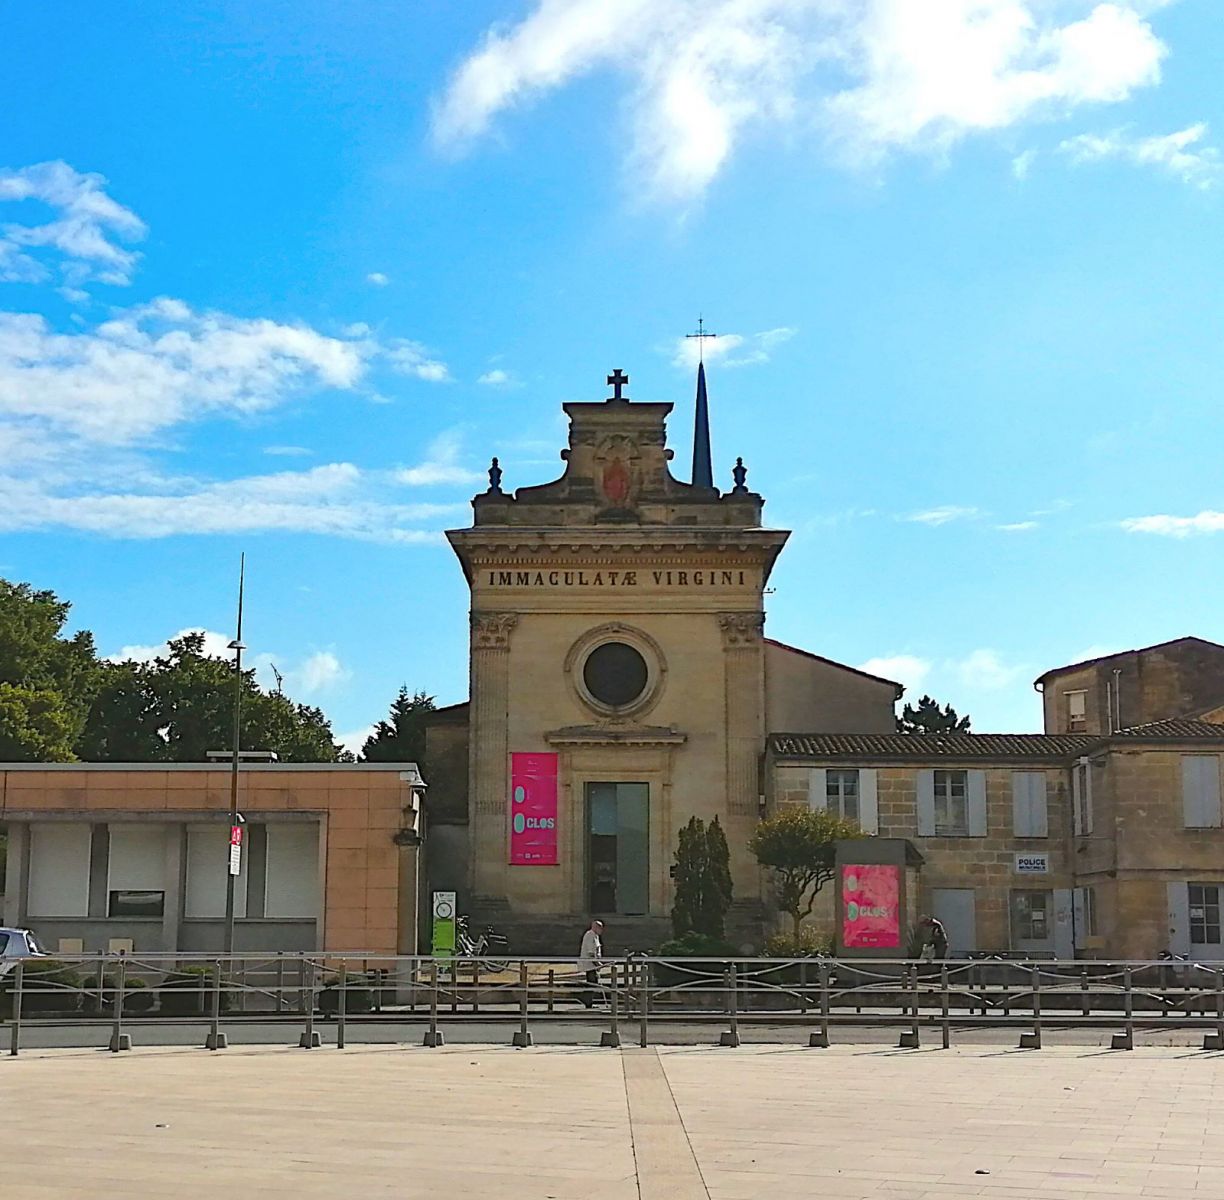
(967, 770), (988, 837)
(916, 770), (935, 837)
(807, 768), (827, 811)
(859, 769), (879, 835)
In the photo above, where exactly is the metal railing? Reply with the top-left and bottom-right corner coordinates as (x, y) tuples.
(6, 953), (1224, 1056)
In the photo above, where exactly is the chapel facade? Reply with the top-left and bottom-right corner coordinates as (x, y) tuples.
(429, 368), (900, 950)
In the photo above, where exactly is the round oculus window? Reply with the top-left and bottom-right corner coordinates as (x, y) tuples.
(582, 641), (649, 709)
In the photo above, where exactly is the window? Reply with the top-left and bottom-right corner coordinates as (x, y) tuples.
(1011, 771), (1048, 838)
(1189, 884), (1221, 946)
(582, 642), (648, 709)
(1012, 890), (1051, 941)
(933, 770), (968, 836)
(1067, 690), (1087, 732)
(825, 770), (860, 822)
(108, 890), (165, 919)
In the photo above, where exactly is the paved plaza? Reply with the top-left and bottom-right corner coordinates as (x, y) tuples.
(5, 1043), (1224, 1199)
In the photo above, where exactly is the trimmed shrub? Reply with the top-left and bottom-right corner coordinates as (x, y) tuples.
(317, 971), (376, 1016)
(0, 958), (82, 1016)
(651, 932), (737, 990)
(763, 927), (833, 958)
(159, 965), (232, 1016)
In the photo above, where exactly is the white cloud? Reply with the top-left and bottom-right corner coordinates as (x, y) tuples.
(904, 505), (980, 526)
(1059, 122), (1220, 188)
(388, 339), (452, 382)
(396, 429), (485, 487)
(858, 654), (930, 692)
(671, 326), (795, 369)
(366, 272), (390, 286)
(952, 648), (1025, 691)
(0, 160), (146, 287)
(478, 368), (516, 387)
(434, 1), (1170, 199)
(338, 724), (376, 758)
(292, 650), (352, 695)
(1121, 510), (1224, 537)
(0, 462), (461, 540)
(110, 630), (351, 699)
(1011, 148), (1037, 179)
(997, 520), (1038, 531)
(0, 298), (372, 445)
(111, 627), (234, 665)
(264, 444), (313, 457)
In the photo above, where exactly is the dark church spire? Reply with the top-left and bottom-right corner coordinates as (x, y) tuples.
(685, 317), (717, 488)
(692, 360), (713, 488)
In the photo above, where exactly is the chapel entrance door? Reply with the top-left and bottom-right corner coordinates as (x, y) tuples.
(586, 782), (649, 916)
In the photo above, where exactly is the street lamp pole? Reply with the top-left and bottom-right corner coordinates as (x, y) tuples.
(223, 553), (246, 957)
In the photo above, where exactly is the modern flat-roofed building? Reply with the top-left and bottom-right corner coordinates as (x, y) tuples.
(0, 762), (425, 956)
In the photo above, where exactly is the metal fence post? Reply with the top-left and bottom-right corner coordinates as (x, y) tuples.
(940, 964), (950, 1049)
(336, 959), (347, 1050)
(1081, 968), (1090, 1019)
(547, 969), (555, 1015)
(275, 952), (285, 1013)
(1020, 964), (1041, 1049)
(638, 956), (650, 1049)
(1203, 968), (1224, 1051)
(601, 960), (622, 1048)
(205, 958), (227, 1050)
(799, 959), (808, 1017)
(299, 959), (321, 1048)
(109, 953), (131, 1052)
(512, 958), (533, 1047)
(720, 962), (741, 1047)
(809, 959), (831, 1048)
(898, 964), (920, 1048)
(423, 959), (444, 1046)
(9, 960), (23, 1057)
(1111, 965), (1134, 1050)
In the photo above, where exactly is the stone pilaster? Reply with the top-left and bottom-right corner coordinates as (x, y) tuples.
(469, 611), (518, 899)
(719, 612), (766, 906)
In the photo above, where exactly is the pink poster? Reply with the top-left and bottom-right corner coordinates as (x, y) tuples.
(842, 864), (901, 950)
(509, 752), (559, 866)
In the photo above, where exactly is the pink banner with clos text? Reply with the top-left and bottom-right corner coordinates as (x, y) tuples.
(842, 864), (901, 950)
(509, 752), (559, 866)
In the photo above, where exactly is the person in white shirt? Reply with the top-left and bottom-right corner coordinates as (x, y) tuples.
(577, 919), (604, 1009)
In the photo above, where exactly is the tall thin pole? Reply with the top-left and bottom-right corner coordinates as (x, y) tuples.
(223, 554), (246, 957)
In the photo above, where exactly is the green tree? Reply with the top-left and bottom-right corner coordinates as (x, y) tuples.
(702, 816), (733, 940)
(897, 694), (971, 734)
(671, 815), (734, 940)
(85, 633), (344, 763)
(0, 682), (78, 761)
(748, 807), (863, 943)
(0, 580), (99, 746)
(360, 687), (436, 765)
(671, 816), (706, 938)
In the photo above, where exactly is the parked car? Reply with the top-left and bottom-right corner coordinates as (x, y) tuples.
(0, 927), (48, 977)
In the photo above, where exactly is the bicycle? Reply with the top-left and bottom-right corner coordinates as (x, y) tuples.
(455, 916), (511, 974)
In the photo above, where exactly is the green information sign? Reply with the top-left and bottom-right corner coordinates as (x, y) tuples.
(432, 891), (456, 958)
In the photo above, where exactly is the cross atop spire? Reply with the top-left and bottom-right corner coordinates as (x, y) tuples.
(685, 315), (718, 364)
(606, 368), (629, 401)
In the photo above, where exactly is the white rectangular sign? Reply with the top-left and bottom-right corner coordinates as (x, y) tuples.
(228, 825), (243, 876)
(1015, 852), (1049, 874)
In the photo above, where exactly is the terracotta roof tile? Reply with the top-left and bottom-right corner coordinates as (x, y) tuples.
(768, 732), (1099, 762)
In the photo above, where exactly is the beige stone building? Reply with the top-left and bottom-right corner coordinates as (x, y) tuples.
(766, 643), (1224, 960)
(431, 369), (899, 950)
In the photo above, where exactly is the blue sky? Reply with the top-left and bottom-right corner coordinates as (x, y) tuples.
(2, 1), (1223, 748)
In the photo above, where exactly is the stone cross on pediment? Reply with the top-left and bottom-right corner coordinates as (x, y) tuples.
(606, 369), (629, 402)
